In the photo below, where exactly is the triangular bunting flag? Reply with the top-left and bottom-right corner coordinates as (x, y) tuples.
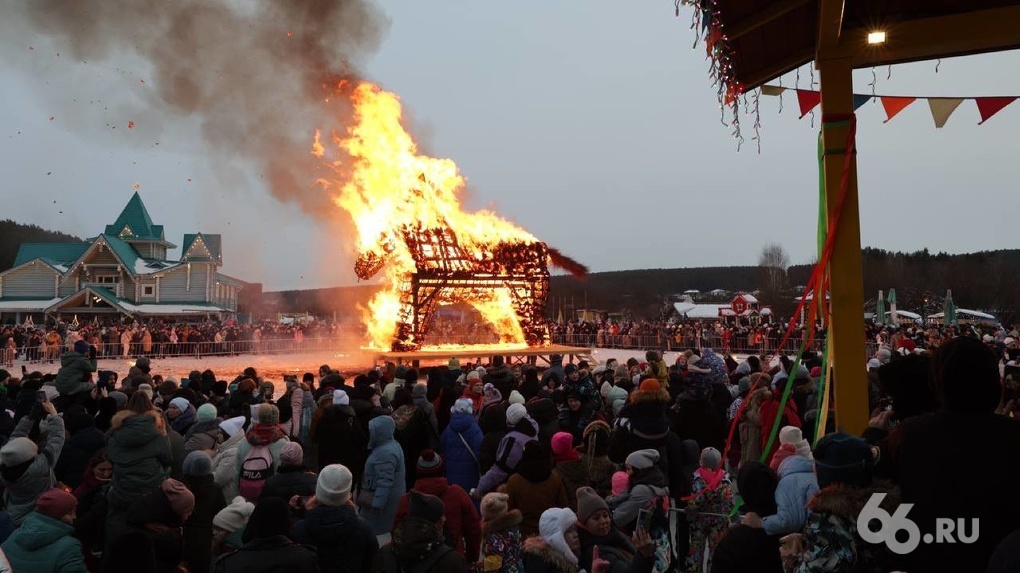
(761, 85), (785, 96)
(881, 96), (915, 123)
(975, 97), (1017, 124)
(927, 98), (964, 128)
(797, 90), (821, 118)
(853, 94), (871, 110)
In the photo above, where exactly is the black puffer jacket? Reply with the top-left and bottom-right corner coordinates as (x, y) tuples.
(125, 488), (185, 573)
(260, 466), (317, 503)
(294, 503), (379, 573)
(213, 535), (320, 573)
(183, 474), (227, 573)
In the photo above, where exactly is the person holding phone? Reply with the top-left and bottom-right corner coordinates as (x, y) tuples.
(576, 486), (655, 573)
(0, 396), (66, 525)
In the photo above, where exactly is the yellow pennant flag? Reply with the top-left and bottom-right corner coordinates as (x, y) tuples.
(928, 98), (964, 128)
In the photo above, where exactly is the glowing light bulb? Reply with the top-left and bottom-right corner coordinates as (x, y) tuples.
(867, 31), (886, 44)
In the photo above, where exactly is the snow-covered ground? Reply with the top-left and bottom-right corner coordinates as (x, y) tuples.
(9, 347), (699, 394)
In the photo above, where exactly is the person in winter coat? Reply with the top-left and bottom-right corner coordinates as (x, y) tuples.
(522, 507), (582, 573)
(780, 433), (900, 573)
(526, 394), (561, 445)
(613, 449), (669, 532)
(372, 490), (469, 573)
(711, 461), (784, 573)
(684, 448), (733, 573)
(185, 404), (222, 454)
(578, 421), (616, 498)
(312, 389), (369, 486)
(212, 416), (247, 502)
(576, 486), (655, 573)
(53, 340), (96, 399)
(551, 432), (588, 510)
(279, 378), (306, 440)
(393, 450), (481, 563)
(359, 415), (406, 542)
(439, 398), (483, 493)
(124, 479), (195, 573)
(477, 404), (539, 496)
(480, 492), (524, 573)
(477, 402), (507, 474)
(260, 442), (317, 502)
(483, 355), (516, 399)
(293, 464), (378, 573)
(0, 488), (86, 573)
(234, 404), (289, 490)
(212, 496), (255, 557)
(412, 383), (439, 435)
(506, 441), (569, 538)
(540, 355), (566, 390)
(558, 390), (600, 446)
(608, 379), (672, 465)
(757, 379), (802, 465)
(738, 375), (771, 467)
(214, 497), (319, 573)
(0, 401), (65, 525)
(54, 407), (104, 491)
(182, 451), (227, 573)
(165, 396), (196, 435)
(391, 388), (435, 490)
(744, 435), (817, 536)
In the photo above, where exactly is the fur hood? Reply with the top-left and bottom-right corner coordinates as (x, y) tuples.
(523, 536), (579, 573)
(629, 386), (670, 405)
(808, 482), (901, 521)
(110, 409), (165, 435)
(483, 509), (522, 536)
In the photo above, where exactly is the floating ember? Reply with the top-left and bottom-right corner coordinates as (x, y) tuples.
(313, 82), (585, 351)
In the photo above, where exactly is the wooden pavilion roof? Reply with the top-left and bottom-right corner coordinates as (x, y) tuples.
(698, 0), (1020, 92)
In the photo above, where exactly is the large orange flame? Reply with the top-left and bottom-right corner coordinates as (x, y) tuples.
(314, 82), (541, 350)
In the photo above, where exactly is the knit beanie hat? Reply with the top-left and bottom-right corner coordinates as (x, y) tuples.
(466, 371), (481, 382)
(416, 449), (445, 478)
(138, 383), (154, 400)
(550, 432), (576, 462)
(575, 486), (610, 522)
(508, 390), (526, 405)
(108, 391), (129, 409)
(35, 488), (78, 521)
(505, 403), (527, 426)
(483, 383), (502, 405)
(214, 496), (255, 532)
(611, 471), (629, 496)
(161, 478), (196, 520)
(737, 377), (751, 394)
(625, 448), (660, 470)
(451, 398), (473, 415)
(539, 508), (579, 566)
(316, 464), (353, 506)
(256, 403), (279, 425)
(332, 389), (350, 406)
(1, 437), (38, 466)
(638, 379), (661, 393)
(219, 416), (246, 439)
(280, 442), (303, 467)
(195, 403), (217, 423)
(700, 447), (722, 471)
(779, 426), (813, 459)
(158, 380), (178, 397)
(243, 497), (291, 542)
(408, 490), (445, 523)
(73, 339), (90, 354)
(182, 451), (213, 476)
(813, 432), (875, 489)
(412, 384), (428, 398)
(169, 397), (191, 414)
(481, 492), (510, 522)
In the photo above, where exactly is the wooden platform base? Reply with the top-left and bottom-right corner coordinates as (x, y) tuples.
(376, 344), (592, 368)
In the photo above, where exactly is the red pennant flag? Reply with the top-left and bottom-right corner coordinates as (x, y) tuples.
(881, 97), (915, 123)
(975, 97), (1017, 124)
(797, 90), (821, 118)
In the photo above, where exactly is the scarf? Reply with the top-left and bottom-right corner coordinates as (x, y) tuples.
(246, 423), (287, 446)
(695, 466), (727, 492)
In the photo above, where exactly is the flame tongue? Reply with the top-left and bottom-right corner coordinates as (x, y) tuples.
(314, 82), (541, 350)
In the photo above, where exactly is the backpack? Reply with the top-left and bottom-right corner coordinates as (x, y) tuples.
(238, 444), (275, 500)
(637, 485), (674, 573)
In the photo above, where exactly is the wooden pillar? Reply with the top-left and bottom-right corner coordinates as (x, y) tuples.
(817, 55), (869, 435)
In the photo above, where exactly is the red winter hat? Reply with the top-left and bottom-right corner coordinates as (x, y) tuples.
(638, 379), (661, 393)
(35, 488), (77, 520)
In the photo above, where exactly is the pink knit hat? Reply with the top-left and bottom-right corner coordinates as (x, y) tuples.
(550, 432), (576, 462)
(611, 471), (629, 496)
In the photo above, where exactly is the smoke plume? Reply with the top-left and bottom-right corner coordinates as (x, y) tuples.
(1, 0), (389, 218)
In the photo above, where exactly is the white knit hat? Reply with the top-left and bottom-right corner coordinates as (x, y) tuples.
(508, 390), (526, 405)
(333, 389), (350, 406)
(451, 398), (473, 415)
(219, 416), (246, 439)
(505, 403), (527, 426)
(779, 425), (813, 459)
(316, 464), (353, 507)
(213, 496), (255, 532)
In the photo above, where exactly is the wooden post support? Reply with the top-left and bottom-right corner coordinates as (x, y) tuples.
(817, 56), (869, 436)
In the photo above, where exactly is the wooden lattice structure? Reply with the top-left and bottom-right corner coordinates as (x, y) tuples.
(355, 224), (552, 352)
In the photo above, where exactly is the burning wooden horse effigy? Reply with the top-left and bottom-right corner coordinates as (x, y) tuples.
(355, 222), (586, 352)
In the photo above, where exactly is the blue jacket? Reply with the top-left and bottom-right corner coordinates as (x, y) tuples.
(440, 412), (483, 492)
(360, 416), (405, 535)
(762, 455), (818, 536)
(1, 511), (87, 572)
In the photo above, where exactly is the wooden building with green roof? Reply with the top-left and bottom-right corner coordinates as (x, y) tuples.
(0, 193), (247, 323)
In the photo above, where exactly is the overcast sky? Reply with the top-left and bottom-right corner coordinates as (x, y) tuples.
(2, 1), (1019, 291)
